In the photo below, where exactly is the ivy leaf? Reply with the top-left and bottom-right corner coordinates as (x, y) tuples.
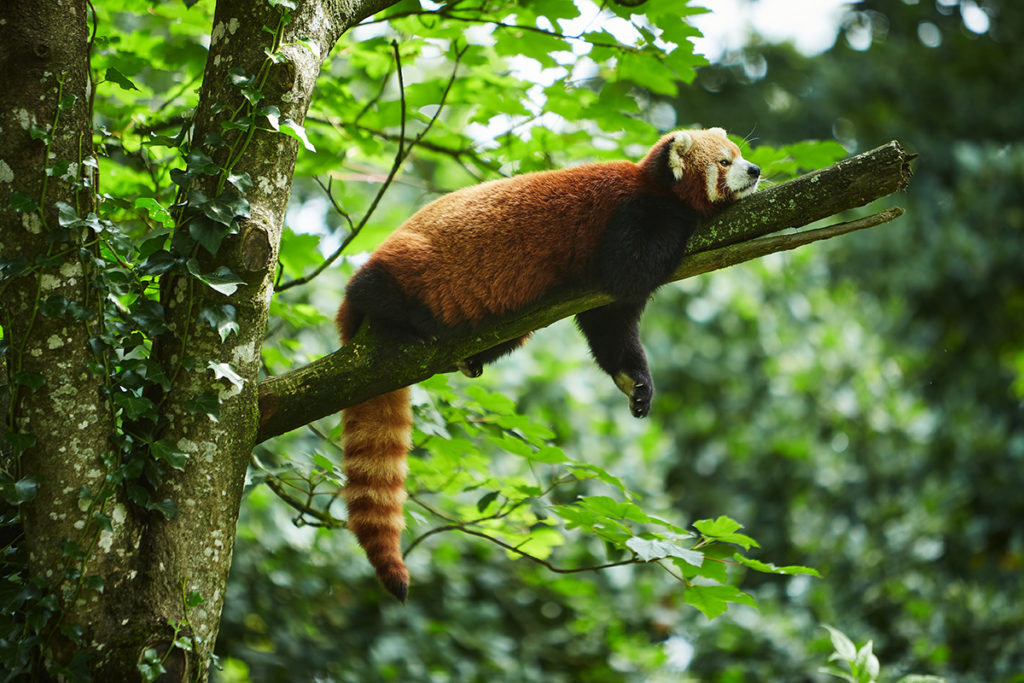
(226, 171), (253, 192)
(67, 300), (94, 322)
(260, 104), (281, 130)
(113, 392), (156, 421)
(138, 649), (166, 680)
(29, 124), (52, 144)
(201, 267), (246, 296)
(58, 538), (88, 561)
(203, 131), (228, 149)
(211, 190), (250, 223)
(228, 67), (263, 105)
(202, 196), (238, 226)
(186, 151), (221, 176)
(208, 361), (244, 391)
(5, 431), (37, 451)
(13, 371), (46, 392)
(198, 303), (239, 342)
(10, 191), (39, 213)
(39, 295), (69, 318)
(148, 498), (178, 520)
(188, 215), (231, 255)
(187, 391), (220, 421)
(55, 201), (83, 227)
(138, 250), (177, 276)
(105, 67), (139, 91)
(129, 298), (169, 337)
(295, 37), (321, 60)
(144, 133), (182, 149)
(170, 152), (220, 188)
(279, 118), (315, 152)
(151, 439), (190, 471)
(92, 512), (113, 533)
(134, 197), (175, 227)
(82, 575), (105, 594)
(2, 476), (40, 504)
(186, 259), (245, 295)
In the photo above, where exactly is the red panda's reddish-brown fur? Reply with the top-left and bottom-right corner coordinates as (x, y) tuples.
(362, 162), (648, 325)
(336, 128), (759, 601)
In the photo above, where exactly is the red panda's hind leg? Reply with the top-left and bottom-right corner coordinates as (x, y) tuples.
(456, 335), (531, 378)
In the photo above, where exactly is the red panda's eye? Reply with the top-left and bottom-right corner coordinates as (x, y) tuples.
(719, 159), (732, 167)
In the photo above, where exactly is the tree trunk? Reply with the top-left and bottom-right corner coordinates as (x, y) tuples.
(0, 0), (399, 679)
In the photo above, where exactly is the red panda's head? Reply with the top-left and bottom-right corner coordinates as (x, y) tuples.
(641, 127), (760, 215)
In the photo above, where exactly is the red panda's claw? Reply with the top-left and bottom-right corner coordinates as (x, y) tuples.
(630, 382), (652, 418)
(385, 579), (409, 603)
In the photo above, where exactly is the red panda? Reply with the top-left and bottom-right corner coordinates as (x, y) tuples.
(335, 128), (760, 601)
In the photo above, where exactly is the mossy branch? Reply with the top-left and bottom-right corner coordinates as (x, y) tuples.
(255, 140), (914, 443)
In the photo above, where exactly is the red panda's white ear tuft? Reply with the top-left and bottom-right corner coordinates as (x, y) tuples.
(668, 131), (694, 181)
(708, 127), (727, 138)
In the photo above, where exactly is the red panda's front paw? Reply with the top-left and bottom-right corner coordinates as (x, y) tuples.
(629, 382), (652, 418)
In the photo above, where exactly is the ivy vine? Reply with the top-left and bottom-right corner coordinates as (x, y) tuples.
(0, 1), (300, 679)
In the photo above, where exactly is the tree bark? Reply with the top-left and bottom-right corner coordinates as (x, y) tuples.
(1, 0), (400, 679)
(256, 141), (914, 443)
(0, 1), (124, 676)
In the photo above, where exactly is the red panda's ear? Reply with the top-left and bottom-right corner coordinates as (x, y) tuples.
(668, 131), (694, 181)
(708, 126), (727, 138)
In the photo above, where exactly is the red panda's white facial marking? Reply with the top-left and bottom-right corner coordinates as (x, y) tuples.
(665, 128), (760, 208)
(720, 150), (761, 199)
(702, 133), (760, 204)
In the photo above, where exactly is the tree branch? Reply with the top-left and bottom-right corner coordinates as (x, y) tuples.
(256, 140), (914, 443)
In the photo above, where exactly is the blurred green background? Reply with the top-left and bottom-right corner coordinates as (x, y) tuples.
(217, 1), (1024, 680)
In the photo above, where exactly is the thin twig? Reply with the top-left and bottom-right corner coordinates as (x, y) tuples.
(251, 454), (346, 528)
(369, 8), (642, 53)
(455, 526), (646, 574)
(276, 43), (469, 291)
(305, 118), (504, 179)
(403, 472), (578, 557)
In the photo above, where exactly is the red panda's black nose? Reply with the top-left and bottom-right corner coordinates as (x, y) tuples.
(748, 164), (761, 178)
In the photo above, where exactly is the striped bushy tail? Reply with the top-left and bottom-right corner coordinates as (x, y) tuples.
(337, 299), (413, 601)
(342, 387), (413, 602)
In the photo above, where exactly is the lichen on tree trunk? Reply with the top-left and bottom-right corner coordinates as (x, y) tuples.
(0, 0), (402, 679)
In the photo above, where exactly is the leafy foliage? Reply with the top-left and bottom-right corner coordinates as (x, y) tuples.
(6, 0), (1017, 681)
(0, 0), (300, 677)
(233, 1), (1024, 681)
